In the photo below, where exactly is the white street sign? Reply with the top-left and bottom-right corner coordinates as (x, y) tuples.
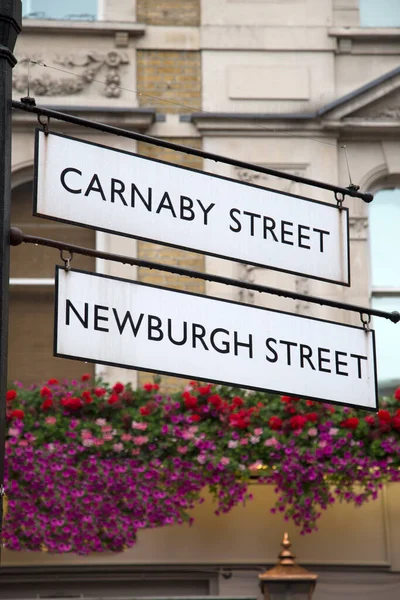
(36, 130), (350, 285)
(55, 268), (377, 409)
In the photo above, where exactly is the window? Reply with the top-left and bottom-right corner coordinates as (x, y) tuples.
(359, 0), (400, 27)
(369, 188), (400, 392)
(22, 0), (98, 20)
(9, 180), (96, 386)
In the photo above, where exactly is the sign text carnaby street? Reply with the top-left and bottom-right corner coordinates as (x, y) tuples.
(35, 130), (350, 285)
(55, 268), (377, 409)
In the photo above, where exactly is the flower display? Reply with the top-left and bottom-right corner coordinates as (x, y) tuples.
(4, 377), (400, 554)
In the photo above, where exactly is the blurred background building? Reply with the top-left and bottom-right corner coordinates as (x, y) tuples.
(4, 0), (400, 598)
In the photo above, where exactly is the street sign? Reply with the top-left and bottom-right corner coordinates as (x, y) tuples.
(55, 268), (377, 409)
(35, 130), (350, 285)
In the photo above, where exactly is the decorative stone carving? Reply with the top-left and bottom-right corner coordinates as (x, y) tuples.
(349, 217), (368, 241)
(233, 165), (308, 195)
(351, 89), (400, 121)
(12, 51), (129, 97)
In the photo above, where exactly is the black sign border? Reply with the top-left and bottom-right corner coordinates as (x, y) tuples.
(34, 129), (351, 287)
(54, 266), (378, 412)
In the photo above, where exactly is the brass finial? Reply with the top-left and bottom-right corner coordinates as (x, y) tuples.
(277, 532), (296, 566)
(259, 533), (318, 582)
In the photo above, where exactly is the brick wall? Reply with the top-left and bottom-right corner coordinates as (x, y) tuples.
(136, 0), (202, 391)
(136, 140), (205, 391)
(137, 0), (200, 26)
(137, 51), (201, 114)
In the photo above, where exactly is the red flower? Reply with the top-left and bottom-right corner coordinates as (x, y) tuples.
(140, 406), (151, 416)
(232, 396), (244, 407)
(47, 378), (59, 385)
(11, 409), (24, 420)
(198, 384), (212, 396)
(268, 416), (283, 430)
(107, 393), (119, 405)
(281, 396), (292, 403)
(61, 397), (83, 410)
(341, 417), (359, 429)
(113, 382), (124, 394)
(306, 400), (314, 406)
(143, 382), (159, 392)
(208, 394), (222, 409)
(41, 398), (53, 411)
(82, 391), (93, 404)
(190, 414), (200, 422)
(290, 415), (307, 430)
(184, 395), (198, 409)
(365, 415), (375, 425)
(6, 390), (17, 402)
(305, 412), (318, 422)
(81, 373), (91, 382)
(94, 387), (106, 397)
(394, 387), (400, 401)
(378, 409), (391, 423)
(392, 416), (400, 431)
(40, 386), (52, 398)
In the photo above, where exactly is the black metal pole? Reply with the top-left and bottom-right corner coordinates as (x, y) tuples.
(12, 100), (374, 204)
(9, 227), (400, 325)
(0, 0), (22, 559)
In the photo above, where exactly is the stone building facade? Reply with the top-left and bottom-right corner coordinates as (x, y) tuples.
(4, 1), (400, 598)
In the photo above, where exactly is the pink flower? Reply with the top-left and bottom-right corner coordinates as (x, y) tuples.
(81, 430), (92, 439)
(95, 418), (106, 426)
(177, 446), (188, 454)
(8, 428), (19, 437)
(240, 438), (249, 445)
(329, 427), (339, 436)
(197, 455), (206, 464)
(131, 421), (148, 431)
(308, 428), (318, 437)
(82, 439), (94, 447)
(103, 433), (113, 441)
(265, 437), (278, 447)
(101, 425), (113, 433)
(121, 433), (132, 442)
(113, 443), (123, 452)
(228, 440), (238, 448)
(45, 416), (56, 425)
(18, 440), (28, 447)
(93, 439), (104, 446)
(131, 448), (140, 455)
(250, 435), (260, 444)
(132, 435), (148, 445)
(249, 460), (262, 470)
(220, 457), (230, 466)
(254, 428), (263, 436)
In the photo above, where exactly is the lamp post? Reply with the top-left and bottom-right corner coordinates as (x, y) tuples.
(259, 533), (317, 600)
(0, 0), (22, 558)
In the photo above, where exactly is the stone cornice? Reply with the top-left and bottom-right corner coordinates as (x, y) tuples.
(21, 18), (146, 37)
(12, 106), (156, 132)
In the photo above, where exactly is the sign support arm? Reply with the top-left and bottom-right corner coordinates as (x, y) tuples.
(10, 227), (400, 325)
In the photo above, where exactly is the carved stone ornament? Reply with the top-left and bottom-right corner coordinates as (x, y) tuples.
(233, 165), (308, 195)
(351, 89), (400, 121)
(12, 51), (129, 98)
(349, 217), (368, 241)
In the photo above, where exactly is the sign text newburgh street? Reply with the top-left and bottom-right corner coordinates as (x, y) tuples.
(55, 268), (377, 409)
(36, 130), (350, 285)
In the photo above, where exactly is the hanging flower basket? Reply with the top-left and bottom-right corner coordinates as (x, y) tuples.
(4, 376), (400, 554)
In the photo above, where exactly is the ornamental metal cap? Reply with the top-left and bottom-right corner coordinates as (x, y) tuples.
(259, 533), (318, 582)
(0, 0), (22, 52)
